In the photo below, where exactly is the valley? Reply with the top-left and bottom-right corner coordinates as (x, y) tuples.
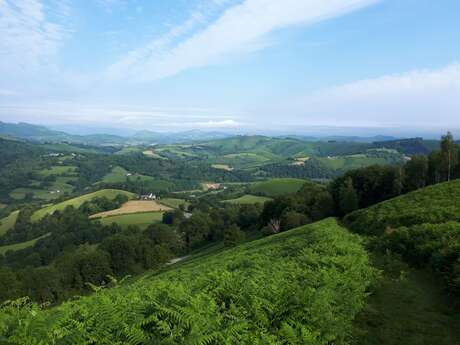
(0, 124), (459, 344)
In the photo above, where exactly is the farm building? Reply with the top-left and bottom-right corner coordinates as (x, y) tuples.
(140, 193), (159, 200)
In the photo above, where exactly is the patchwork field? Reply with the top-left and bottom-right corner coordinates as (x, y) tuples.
(90, 200), (171, 218)
(222, 194), (272, 205)
(250, 178), (307, 197)
(97, 212), (163, 229)
(9, 187), (64, 201)
(0, 210), (19, 236)
(32, 189), (136, 221)
(100, 166), (173, 191)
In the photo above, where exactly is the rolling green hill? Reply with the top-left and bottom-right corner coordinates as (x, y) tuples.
(344, 179), (460, 235)
(0, 218), (376, 344)
(31, 189), (137, 221)
(250, 178), (307, 197)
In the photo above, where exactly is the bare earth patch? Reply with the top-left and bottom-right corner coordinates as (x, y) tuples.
(90, 200), (172, 219)
(142, 150), (164, 159)
(202, 182), (222, 190)
(211, 164), (234, 171)
(290, 157), (310, 166)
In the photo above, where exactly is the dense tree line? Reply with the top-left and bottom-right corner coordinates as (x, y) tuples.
(330, 132), (460, 216)
(0, 200), (263, 303)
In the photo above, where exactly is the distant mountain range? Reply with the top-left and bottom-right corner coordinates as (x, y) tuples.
(0, 122), (232, 146)
(0, 121), (445, 150)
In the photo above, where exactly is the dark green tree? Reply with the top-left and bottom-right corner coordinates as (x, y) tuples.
(404, 155), (428, 191)
(338, 177), (359, 215)
(440, 132), (458, 181)
(223, 225), (245, 246)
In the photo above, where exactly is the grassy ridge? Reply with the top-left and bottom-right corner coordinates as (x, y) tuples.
(31, 189), (136, 221)
(345, 179), (460, 235)
(250, 178), (307, 197)
(0, 218), (376, 344)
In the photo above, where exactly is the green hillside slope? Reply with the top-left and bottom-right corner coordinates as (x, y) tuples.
(345, 179), (460, 235)
(0, 218), (375, 344)
(222, 194), (272, 205)
(31, 189), (136, 221)
(250, 178), (307, 197)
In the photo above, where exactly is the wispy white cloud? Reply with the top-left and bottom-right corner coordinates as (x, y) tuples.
(106, 0), (378, 82)
(289, 63), (460, 128)
(0, 0), (70, 74)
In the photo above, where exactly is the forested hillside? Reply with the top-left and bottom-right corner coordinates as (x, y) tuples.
(0, 218), (376, 344)
(1, 131), (459, 344)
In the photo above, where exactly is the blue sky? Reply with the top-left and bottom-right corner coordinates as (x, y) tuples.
(1, 0), (460, 135)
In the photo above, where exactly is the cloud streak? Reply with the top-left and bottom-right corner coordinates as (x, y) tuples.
(290, 63), (460, 128)
(0, 103), (244, 130)
(106, 0), (378, 82)
(0, 0), (69, 74)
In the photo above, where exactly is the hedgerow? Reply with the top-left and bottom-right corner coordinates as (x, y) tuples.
(0, 218), (376, 344)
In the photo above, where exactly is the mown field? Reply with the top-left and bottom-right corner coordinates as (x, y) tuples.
(31, 189), (136, 221)
(0, 218), (376, 344)
(222, 194), (272, 205)
(97, 212), (164, 229)
(250, 178), (307, 197)
(90, 200), (171, 218)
